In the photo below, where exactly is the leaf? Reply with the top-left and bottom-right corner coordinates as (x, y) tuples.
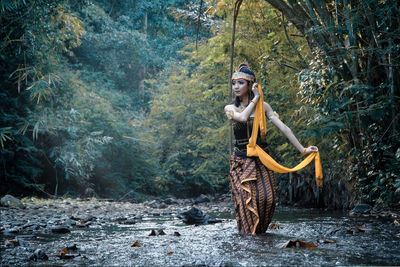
(157, 229), (166, 235)
(276, 143), (288, 152)
(347, 226), (372, 235)
(131, 241), (141, 247)
(268, 223), (280, 229)
(173, 231), (181, 236)
(57, 248), (69, 255)
(149, 230), (157, 236)
(167, 251), (174, 255)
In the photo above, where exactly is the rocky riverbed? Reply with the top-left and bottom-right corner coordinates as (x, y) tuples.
(1, 195), (400, 266)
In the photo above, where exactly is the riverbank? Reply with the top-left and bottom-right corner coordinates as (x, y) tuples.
(1, 196), (399, 266)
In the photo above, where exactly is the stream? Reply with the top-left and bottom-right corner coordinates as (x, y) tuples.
(1, 197), (399, 266)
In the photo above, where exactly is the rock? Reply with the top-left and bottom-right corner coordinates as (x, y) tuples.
(84, 187), (96, 198)
(75, 222), (90, 228)
(4, 227), (21, 235)
(51, 226), (71, 234)
(193, 194), (210, 204)
(29, 249), (48, 261)
(65, 219), (77, 226)
(182, 207), (206, 224)
(182, 207), (221, 225)
(122, 219), (136, 225)
(148, 229), (166, 236)
(22, 222), (35, 229)
(206, 216), (222, 224)
(70, 215), (82, 221)
(16, 234), (35, 240)
(158, 203), (168, 209)
(194, 260), (208, 267)
(157, 229), (166, 235)
(4, 239), (18, 247)
(149, 229), (157, 236)
(394, 188), (400, 202)
(218, 261), (236, 267)
(147, 200), (158, 209)
(162, 209), (172, 216)
(163, 197), (178, 205)
(67, 244), (78, 250)
(134, 214), (143, 220)
(0, 194), (25, 209)
(113, 217), (127, 222)
(83, 215), (97, 222)
(351, 204), (372, 214)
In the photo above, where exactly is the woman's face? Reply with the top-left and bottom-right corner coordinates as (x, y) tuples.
(232, 79), (250, 98)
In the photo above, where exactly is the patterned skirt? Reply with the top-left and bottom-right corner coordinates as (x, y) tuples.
(229, 153), (276, 235)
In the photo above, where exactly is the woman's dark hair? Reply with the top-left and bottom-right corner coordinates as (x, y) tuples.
(238, 66), (255, 78)
(232, 66), (256, 107)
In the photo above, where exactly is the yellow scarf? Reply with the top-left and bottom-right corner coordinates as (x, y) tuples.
(246, 85), (323, 187)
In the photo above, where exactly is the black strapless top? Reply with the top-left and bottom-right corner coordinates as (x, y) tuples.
(233, 119), (252, 147)
(233, 118), (268, 157)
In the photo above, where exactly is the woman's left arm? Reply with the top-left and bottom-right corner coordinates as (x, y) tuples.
(264, 102), (318, 155)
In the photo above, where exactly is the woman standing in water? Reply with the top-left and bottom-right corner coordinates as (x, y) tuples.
(224, 62), (318, 235)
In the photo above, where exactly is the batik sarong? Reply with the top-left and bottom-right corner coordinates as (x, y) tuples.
(229, 153), (276, 235)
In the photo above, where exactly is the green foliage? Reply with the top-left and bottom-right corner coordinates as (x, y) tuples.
(1, 0), (210, 199)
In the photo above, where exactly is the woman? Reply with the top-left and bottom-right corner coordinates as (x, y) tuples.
(224, 62), (318, 235)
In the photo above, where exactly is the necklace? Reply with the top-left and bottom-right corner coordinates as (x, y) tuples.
(239, 101), (248, 112)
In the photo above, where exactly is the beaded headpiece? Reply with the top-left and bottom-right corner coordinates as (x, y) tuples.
(231, 62), (255, 82)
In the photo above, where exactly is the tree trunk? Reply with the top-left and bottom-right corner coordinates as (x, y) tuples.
(138, 11), (147, 99)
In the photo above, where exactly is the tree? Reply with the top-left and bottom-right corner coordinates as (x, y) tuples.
(265, 0), (400, 205)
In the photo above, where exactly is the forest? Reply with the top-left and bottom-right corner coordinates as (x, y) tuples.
(1, 0), (399, 209)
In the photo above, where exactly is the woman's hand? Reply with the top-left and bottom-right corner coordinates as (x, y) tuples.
(304, 146), (319, 154)
(252, 83), (260, 99)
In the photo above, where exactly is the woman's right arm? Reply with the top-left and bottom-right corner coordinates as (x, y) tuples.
(224, 99), (258, 122)
(224, 83), (260, 122)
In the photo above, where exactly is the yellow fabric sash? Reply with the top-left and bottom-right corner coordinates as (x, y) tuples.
(246, 85), (323, 187)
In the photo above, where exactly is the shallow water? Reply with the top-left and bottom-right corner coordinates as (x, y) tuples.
(1, 200), (399, 266)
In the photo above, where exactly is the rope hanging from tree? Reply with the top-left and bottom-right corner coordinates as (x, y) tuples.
(228, 0), (244, 155)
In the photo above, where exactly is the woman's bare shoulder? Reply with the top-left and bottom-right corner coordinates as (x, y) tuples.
(263, 101), (273, 111)
(224, 103), (237, 111)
